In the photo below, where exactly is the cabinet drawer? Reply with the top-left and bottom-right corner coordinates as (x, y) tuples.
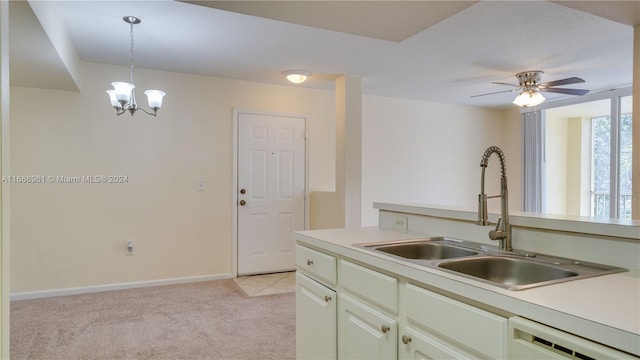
(341, 260), (398, 314)
(296, 244), (337, 286)
(406, 283), (507, 359)
(399, 326), (487, 360)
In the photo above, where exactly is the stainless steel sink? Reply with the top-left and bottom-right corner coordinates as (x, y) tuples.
(372, 242), (478, 260)
(354, 237), (627, 290)
(437, 257), (578, 289)
(355, 238), (478, 262)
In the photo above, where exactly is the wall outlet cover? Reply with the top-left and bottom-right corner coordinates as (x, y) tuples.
(196, 179), (206, 191)
(392, 215), (408, 231)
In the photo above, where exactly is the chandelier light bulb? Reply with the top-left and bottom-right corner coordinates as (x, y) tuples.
(106, 90), (120, 108)
(111, 82), (135, 104)
(145, 90), (166, 110)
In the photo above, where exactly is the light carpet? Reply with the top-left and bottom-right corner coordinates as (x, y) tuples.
(11, 279), (295, 360)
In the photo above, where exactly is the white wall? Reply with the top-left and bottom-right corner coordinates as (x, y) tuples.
(11, 60), (526, 293)
(546, 114), (569, 215)
(361, 95), (518, 226)
(0, 0), (9, 354)
(10, 61), (335, 293)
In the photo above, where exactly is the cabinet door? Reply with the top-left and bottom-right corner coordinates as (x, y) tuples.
(399, 326), (488, 360)
(296, 272), (337, 360)
(339, 293), (397, 359)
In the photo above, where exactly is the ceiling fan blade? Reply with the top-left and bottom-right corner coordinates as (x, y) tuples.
(491, 81), (519, 87)
(539, 77), (585, 87)
(540, 88), (589, 96)
(470, 89), (519, 98)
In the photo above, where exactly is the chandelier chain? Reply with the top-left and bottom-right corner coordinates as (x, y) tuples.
(129, 21), (135, 84)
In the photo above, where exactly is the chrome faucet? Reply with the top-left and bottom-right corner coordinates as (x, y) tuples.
(477, 146), (512, 251)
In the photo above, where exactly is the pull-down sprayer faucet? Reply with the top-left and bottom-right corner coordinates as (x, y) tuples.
(477, 146), (512, 251)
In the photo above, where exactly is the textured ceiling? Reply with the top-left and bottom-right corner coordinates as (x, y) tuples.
(552, 1), (640, 26)
(9, 1), (636, 108)
(182, 1), (478, 42)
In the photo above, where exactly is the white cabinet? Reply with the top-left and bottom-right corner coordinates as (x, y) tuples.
(402, 283), (507, 359)
(340, 259), (398, 314)
(399, 326), (482, 359)
(339, 259), (398, 359)
(296, 231), (638, 359)
(296, 272), (337, 360)
(295, 244), (338, 359)
(296, 243), (337, 287)
(339, 293), (397, 359)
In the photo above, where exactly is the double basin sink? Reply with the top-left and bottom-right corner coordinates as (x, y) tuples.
(354, 237), (626, 290)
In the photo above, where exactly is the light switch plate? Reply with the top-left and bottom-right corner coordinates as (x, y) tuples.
(196, 179), (205, 191)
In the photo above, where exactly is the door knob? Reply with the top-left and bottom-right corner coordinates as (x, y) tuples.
(240, 188), (246, 194)
(239, 200), (246, 206)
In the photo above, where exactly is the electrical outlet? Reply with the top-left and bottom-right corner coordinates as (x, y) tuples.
(392, 215), (408, 231)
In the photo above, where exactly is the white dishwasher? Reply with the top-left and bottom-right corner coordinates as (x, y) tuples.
(508, 317), (637, 359)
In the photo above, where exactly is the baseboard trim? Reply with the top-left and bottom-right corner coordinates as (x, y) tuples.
(10, 273), (233, 301)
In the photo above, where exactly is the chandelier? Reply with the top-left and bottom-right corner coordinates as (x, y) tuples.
(106, 16), (165, 116)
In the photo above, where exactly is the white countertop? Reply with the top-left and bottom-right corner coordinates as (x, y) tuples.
(295, 226), (640, 356)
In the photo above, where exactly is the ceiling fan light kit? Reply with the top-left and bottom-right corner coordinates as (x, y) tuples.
(106, 16), (166, 116)
(472, 70), (589, 107)
(512, 89), (545, 107)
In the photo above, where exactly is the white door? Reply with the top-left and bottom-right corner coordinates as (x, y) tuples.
(237, 112), (306, 275)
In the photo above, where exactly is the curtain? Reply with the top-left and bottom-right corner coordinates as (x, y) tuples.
(521, 110), (546, 213)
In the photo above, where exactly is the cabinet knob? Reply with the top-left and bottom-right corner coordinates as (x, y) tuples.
(306, 259), (314, 266)
(239, 199), (246, 206)
(401, 335), (412, 344)
(324, 295), (332, 302)
(381, 324), (391, 334)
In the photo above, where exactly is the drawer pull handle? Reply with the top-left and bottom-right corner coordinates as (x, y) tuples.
(324, 295), (332, 302)
(306, 259), (314, 266)
(401, 335), (412, 344)
(381, 324), (390, 334)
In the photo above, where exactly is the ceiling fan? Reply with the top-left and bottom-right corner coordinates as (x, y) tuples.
(472, 71), (589, 107)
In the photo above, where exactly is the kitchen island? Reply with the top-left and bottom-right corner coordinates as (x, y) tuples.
(295, 203), (640, 359)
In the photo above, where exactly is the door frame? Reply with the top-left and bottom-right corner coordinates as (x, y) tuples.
(232, 109), (309, 277)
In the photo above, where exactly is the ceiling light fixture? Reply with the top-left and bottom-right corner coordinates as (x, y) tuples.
(512, 88), (545, 107)
(106, 16), (165, 116)
(283, 69), (311, 84)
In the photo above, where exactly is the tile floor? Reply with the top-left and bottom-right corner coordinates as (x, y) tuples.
(234, 271), (296, 297)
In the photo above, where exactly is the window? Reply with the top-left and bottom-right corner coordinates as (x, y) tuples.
(591, 109), (633, 218)
(619, 96), (633, 219)
(523, 89), (632, 219)
(591, 115), (611, 217)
